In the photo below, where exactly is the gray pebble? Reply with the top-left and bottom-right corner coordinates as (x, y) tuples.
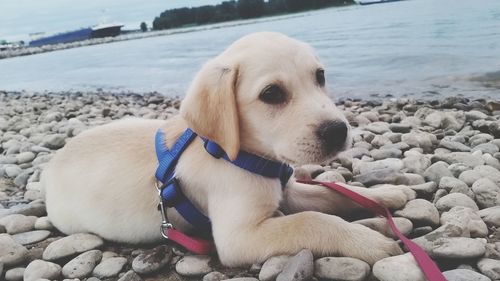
(373, 253), (425, 281)
(0, 214), (37, 234)
(24, 259), (62, 281)
(118, 270), (143, 281)
(443, 269), (491, 281)
(441, 206), (488, 238)
(175, 255), (212, 277)
(435, 193), (479, 212)
(5, 267), (24, 281)
(472, 178), (500, 208)
(12, 230), (51, 245)
(394, 199), (439, 226)
(477, 258), (500, 280)
(202, 271), (228, 281)
(424, 161), (453, 183)
(431, 237), (486, 258)
(478, 206), (500, 227)
(258, 255), (290, 281)
(314, 257), (370, 281)
(132, 245), (172, 274)
(43, 233), (104, 261)
(276, 249), (313, 281)
(62, 249), (102, 279)
(34, 217), (54, 230)
(93, 256), (127, 278)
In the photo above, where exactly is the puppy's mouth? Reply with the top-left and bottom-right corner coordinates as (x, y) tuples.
(276, 141), (350, 166)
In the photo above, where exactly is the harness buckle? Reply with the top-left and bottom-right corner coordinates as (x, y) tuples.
(156, 180), (173, 239)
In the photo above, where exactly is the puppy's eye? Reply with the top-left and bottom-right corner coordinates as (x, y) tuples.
(259, 85), (286, 105)
(316, 69), (325, 87)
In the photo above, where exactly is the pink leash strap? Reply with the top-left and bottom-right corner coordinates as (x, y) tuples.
(165, 228), (214, 255)
(298, 180), (447, 281)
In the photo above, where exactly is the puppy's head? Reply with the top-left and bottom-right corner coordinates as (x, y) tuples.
(181, 32), (351, 165)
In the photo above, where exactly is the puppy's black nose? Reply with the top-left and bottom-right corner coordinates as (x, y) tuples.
(316, 121), (348, 153)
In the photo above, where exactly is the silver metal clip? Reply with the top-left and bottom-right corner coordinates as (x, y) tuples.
(156, 181), (173, 239)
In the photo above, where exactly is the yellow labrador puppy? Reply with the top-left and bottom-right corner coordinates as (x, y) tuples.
(42, 32), (414, 266)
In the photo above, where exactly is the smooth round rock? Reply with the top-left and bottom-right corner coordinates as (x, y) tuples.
(373, 253), (425, 281)
(435, 193), (479, 212)
(0, 234), (29, 266)
(478, 206), (500, 227)
(477, 258), (500, 280)
(43, 233), (104, 261)
(276, 249), (313, 281)
(441, 206), (488, 238)
(175, 255), (212, 277)
(132, 245), (172, 274)
(5, 267), (25, 281)
(314, 257), (370, 281)
(431, 237), (486, 258)
(443, 269), (491, 281)
(24, 259), (62, 281)
(117, 270), (142, 281)
(258, 255), (290, 281)
(62, 249), (102, 278)
(34, 217), (54, 230)
(472, 178), (500, 208)
(423, 161), (453, 183)
(93, 256), (127, 278)
(11, 230), (51, 245)
(203, 271), (228, 281)
(0, 214), (37, 234)
(16, 152), (36, 164)
(394, 199), (439, 226)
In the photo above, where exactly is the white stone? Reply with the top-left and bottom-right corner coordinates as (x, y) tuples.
(176, 255), (212, 277)
(478, 206), (500, 227)
(62, 250), (102, 279)
(435, 193), (479, 212)
(441, 207), (488, 238)
(394, 199), (439, 226)
(92, 256), (127, 278)
(314, 257), (370, 281)
(258, 255), (290, 281)
(43, 233), (104, 261)
(24, 259), (62, 281)
(373, 253), (425, 281)
(0, 234), (28, 266)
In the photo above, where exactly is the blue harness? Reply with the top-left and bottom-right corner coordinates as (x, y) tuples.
(155, 128), (294, 235)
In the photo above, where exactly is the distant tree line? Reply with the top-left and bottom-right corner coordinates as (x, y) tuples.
(153, 0), (354, 30)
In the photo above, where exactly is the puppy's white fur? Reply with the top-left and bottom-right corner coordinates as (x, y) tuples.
(42, 32), (415, 266)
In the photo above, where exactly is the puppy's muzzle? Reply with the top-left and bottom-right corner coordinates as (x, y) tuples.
(316, 120), (349, 154)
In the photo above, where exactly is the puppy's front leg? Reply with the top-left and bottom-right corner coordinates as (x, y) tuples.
(211, 209), (402, 267)
(282, 180), (415, 215)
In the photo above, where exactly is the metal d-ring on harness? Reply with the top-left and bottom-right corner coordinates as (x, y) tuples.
(155, 180), (172, 239)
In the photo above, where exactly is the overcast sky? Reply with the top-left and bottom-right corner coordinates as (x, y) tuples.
(1, 0), (222, 41)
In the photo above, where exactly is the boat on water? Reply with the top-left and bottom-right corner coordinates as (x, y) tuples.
(357, 0), (406, 5)
(29, 23), (123, 47)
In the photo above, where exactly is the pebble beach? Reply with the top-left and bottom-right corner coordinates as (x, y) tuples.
(1, 90), (500, 281)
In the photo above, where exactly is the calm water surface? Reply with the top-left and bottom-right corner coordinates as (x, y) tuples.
(0, 0), (499, 99)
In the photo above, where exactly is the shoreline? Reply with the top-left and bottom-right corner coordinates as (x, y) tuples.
(0, 12), (312, 60)
(1, 91), (500, 280)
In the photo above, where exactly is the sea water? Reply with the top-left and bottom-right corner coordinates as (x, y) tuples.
(0, 0), (499, 99)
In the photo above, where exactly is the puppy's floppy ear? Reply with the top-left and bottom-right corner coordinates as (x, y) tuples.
(180, 61), (240, 160)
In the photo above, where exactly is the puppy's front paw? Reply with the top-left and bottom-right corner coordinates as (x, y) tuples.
(368, 185), (416, 210)
(344, 223), (403, 265)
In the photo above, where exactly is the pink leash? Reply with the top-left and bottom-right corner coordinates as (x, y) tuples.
(298, 180), (447, 281)
(163, 228), (214, 254)
(165, 179), (447, 281)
